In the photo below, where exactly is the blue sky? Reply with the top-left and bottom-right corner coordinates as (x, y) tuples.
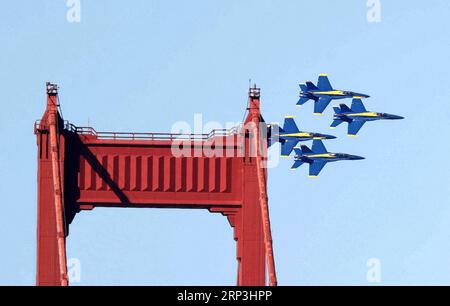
(1, 0), (450, 285)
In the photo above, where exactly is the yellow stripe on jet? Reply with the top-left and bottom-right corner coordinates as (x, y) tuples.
(349, 112), (378, 117)
(282, 133), (312, 138)
(313, 91), (345, 96)
(306, 154), (333, 158)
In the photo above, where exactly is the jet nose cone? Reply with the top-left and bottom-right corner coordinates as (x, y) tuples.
(390, 115), (404, 120)
(351, 155), (365, 160)
(316, 134), (337, 140)
(356, 93), (370, 98)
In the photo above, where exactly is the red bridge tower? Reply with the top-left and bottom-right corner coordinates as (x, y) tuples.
(35, 83), (277, 286)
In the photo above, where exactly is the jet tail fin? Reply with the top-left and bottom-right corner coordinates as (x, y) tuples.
(297, 96), (310, 106)
(300, 144), (313, 154)
(291, 160), (304, 170)
(306, 81), (318, 91)
(339, 104), (352, 113)
(299, 83), (308, 92)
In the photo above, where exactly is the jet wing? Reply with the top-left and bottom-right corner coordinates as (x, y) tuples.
(317, 75), (333, 91)
(314, 97), (332, 115)
(281, 140), (299, 157)
(351, 99), (367, 112)
(312, 139), (327, 154)
(309, 160), (327, 177)
(283, 117), (300, 133)
(348, 120), (366, 136)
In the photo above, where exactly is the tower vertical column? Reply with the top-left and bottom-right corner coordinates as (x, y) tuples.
(234, 85), (277, 286)
(36, 83), (68, 286)
(235, 164), (266, 286)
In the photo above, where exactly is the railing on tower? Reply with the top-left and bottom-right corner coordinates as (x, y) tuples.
(35, 120), (241, 141)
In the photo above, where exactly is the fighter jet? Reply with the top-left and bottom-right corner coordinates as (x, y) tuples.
(297, 74), (370, 115)
(331, 99), (404, 137)
(291, 140), (364, 178)
(273, 116), (336, 157)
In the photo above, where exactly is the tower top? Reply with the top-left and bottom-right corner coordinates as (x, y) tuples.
(249, 85), (260, 99)
(46, 82), (58, 96)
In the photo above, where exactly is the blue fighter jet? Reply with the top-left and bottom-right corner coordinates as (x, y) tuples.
(274, 116), (336, 157)
(291, 140), (364, 178)
(297, 74), (370, 115)
(331, 99), (404, 137)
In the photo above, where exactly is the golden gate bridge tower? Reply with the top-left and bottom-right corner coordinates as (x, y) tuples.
(35, 83), (277, 286)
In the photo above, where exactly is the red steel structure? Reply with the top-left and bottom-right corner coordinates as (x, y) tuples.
(35, 83), (277, 286)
